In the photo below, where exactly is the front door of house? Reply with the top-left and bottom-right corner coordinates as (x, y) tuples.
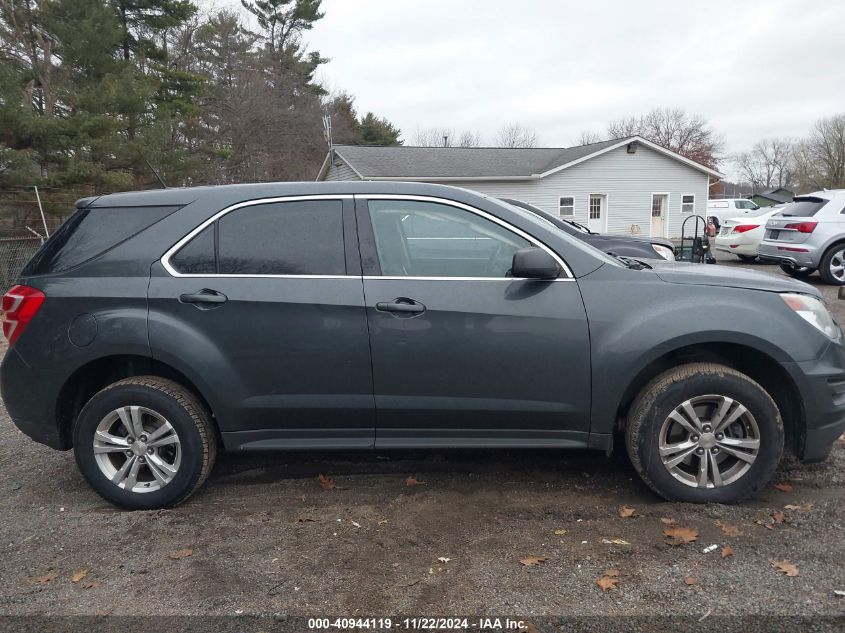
(651, 194), (668, 237)
(587, 194), (605, 233)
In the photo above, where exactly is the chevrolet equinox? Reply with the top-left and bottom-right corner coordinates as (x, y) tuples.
(2, 182), (844, 509)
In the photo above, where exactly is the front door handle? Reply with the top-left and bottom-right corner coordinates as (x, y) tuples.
(375, 297), (426, 314)
(179, 289), (228, 307)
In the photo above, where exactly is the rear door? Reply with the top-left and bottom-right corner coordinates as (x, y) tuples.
(148, 196), (375, 450)
(356, 195), (592, 448)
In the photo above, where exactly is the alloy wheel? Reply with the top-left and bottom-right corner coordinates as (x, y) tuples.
(92, 406), (182, 493)
(658, 395), (760, 488)
(829, 248), (845, 282)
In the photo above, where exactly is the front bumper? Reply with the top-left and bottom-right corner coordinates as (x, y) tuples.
(783, 340), (845, 462)
(757, 240), (820, 268)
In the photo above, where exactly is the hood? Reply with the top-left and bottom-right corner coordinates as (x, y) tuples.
(650, 261), (823, 297)
(593, 234), (674, 248)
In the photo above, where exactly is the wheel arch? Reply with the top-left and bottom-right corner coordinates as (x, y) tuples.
(55, 355), (218, 449)
(613, 342), (805, 457)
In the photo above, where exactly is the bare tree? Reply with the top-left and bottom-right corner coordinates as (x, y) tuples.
(575, 130), (603, 145)
(606, 107), (724, 169)
(495, 123), (537, 148)
(733, 138), (795, 192)
(794, 114), (845, 190)
(413, 127), (482, 147)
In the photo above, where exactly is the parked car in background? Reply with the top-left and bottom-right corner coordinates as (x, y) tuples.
(2, 182), (843, 509)
(757, 190), (845, 284)
(714, 206), (784, 261)
(707, 198), (766, 227)
(502, 198), (675, 261)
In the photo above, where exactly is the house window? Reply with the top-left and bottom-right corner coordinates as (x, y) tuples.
(589, 196), (602, 220)
(681, 194), (695, 214)
(559, 197), (574, 217)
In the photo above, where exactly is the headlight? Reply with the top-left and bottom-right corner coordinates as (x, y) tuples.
(781, 293), (840, 339)
(651, 244), (675, 260)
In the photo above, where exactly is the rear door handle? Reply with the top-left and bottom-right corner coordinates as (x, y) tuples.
(179, 289), (227, 307)
(375, 298), (426, 314)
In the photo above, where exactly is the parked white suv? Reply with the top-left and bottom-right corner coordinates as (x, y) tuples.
(757, 190), (845, 284)
(706, 198), (766, 226)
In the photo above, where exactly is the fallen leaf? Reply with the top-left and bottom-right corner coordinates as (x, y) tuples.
(553, 528), (567, 536)
(405, 475), (426, 487)
(715, 520), (741, 537)
(318, 474), (334, 491)
(378, 519), (388, 525)
(596, 569), (620, 592)
(836, 434), (845, 445)
(660, 517), (677, 526)
(834, 590), (845, 597)
(437, 557), (451, 563)
(26, 572), (58, 586)
(663, 526), (699, 545)
(771, 560), (799, 577)
(351, 521), (361, 528)
(618, 506), (636, 518)
(519, 556), (547, 567)
(82, 581), (101, 590)
(721, 546), (734, 558)
(771, 511), (786, 524)
(684, 577), (697, 585)
(167, 548), (193, 560)
(784, 503), (813, 512)
(296, 517), (317, 523)
(70, 570), (87, 583)
(773, 483), (793, 492)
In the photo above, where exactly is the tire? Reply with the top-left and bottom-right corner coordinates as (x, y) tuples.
(737, 255), (757, 262)
(819, 245), (845, 285)
(625, 363), (783, 504)
(779, 263), (815, 278)
(73, 377), (217, 510)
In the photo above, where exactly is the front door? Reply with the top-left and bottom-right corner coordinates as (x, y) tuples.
(357, 196), (592, 448)
(588, 194), (605, 233)
(148, 196), (375, 450)
(651, 194), (668, 237)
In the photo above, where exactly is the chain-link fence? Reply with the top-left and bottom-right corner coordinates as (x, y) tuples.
(0, 236), (44, 292)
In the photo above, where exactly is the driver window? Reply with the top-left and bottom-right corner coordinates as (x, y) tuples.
(367, 200), (531, 278)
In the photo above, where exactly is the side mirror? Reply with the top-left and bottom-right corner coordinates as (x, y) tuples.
(511, 247), (561, 280)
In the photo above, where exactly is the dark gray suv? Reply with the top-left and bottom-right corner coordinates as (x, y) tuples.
(2, 182), (844, 509)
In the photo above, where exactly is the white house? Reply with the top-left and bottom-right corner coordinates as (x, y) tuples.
(316, 136), (723, 239)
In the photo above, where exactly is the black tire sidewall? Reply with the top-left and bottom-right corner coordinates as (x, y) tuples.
(73, 383), (207, 510)
(634, 372), (783, 503)
(820, 247), (845, 285)
(779, 263), (815, 278)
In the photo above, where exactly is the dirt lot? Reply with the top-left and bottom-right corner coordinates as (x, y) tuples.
(1, 256), (844, 629)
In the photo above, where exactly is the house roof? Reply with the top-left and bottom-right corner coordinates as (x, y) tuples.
(753, 187), (794, 204)
(318, 135), (724, 181)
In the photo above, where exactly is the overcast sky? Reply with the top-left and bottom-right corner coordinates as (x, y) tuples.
(209, 0), (845, 173)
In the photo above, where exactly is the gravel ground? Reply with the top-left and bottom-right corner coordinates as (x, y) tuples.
(0, 255), (844, 629)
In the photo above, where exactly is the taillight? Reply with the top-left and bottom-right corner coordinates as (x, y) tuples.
(2, 285), (45, 346)
(732, 224), (759, 233)
(784, 221), (817, 233)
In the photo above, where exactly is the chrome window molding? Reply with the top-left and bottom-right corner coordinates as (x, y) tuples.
(160, 193), (574, 280)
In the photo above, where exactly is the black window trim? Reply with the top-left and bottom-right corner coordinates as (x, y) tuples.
(161, 195), (354, 279)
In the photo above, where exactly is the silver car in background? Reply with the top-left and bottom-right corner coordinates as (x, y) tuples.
(757, 190), (845, 284)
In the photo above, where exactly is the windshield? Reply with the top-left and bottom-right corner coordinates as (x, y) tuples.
(495, 199), (625, 268)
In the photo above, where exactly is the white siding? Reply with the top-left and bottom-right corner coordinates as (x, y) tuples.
(324, 158), (360, 181)
(431, 145), (710, 238)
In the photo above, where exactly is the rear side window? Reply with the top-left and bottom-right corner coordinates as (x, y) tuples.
(22, 205), (181, 276)
(170, 199), (345, 276)
(779, 197), (827, 218)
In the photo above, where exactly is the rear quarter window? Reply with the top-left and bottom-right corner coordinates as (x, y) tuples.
(22, 205), (181, 276)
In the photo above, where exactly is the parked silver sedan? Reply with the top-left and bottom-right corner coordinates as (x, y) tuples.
(757, 190), (845, 284)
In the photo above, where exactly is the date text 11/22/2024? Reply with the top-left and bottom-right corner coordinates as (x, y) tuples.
(307, 617), (528, 630)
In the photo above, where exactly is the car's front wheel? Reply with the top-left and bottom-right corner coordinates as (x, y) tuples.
(779, 262), (815, 278)
(626, 363), (783, 503)
(73, 377), (217, 510)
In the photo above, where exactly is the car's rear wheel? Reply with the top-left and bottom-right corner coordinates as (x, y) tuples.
(779, 262), (815, 278)
(819, 246), (845, 285)
(626, 363), (783, 503)
(73, 377), (217, 510)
